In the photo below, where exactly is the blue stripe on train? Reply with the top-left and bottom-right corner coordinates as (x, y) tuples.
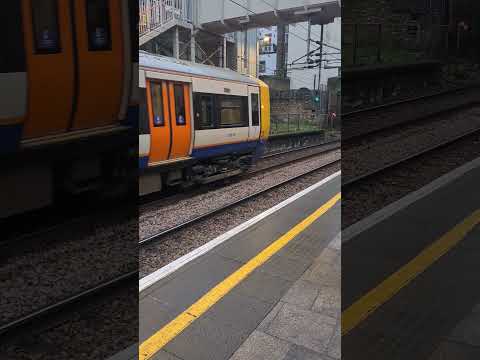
(0, 124), (23, 153)
(139, 156), (149, 169)
(192, 141), (260, 159)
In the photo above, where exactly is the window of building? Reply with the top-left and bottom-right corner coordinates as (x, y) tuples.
(150, 82), (164, 127)
(31, 0), (61, 54)
(251, 93), (260, 126)
(86, 0), (112, 51)
(259, 60), (266, 73)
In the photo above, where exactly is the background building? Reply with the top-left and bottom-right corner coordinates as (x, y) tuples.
(258, 18), (341, 90)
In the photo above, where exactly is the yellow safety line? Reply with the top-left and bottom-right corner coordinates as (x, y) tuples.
(140, 192), (341, 360)
(342, 209), (480, 336)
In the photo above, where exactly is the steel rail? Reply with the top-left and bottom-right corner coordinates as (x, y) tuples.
(139, 157), (341, 246)
(0, 270), (137, 336)
(140, 142), (341, 209)
(343, 85), (480, 142)
(343, 127), (480, 187)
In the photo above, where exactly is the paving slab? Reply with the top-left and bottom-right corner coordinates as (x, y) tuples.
(231, 235), (341, 360)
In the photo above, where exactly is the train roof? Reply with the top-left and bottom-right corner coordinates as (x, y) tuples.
(140, 51), (259, 86)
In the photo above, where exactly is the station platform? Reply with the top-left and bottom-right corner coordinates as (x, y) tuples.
(342, 158), (480, 360)
(139, 172), (341, 360)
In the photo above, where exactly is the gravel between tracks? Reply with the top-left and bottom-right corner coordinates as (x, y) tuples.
(343, 105), (480, 182)
(342, 131), (480, 229)
(344, 86), (480, 139)
(0, 279), (137, 360)
(139, 161), (340, 278)
(0, 212), (137, 328)
(140, 149), (340, 239)
(253, 141), (340, 173)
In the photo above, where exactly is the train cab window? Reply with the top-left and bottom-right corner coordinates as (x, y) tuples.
(173, 84), (186, 126)
(194, 94), (215, 130)
(218, 96), (248, 128)
(86, 0), (112, 51)
(150, 82), (164, 127)
(251, 93), (260, 126)
(31, 0), (61, 54)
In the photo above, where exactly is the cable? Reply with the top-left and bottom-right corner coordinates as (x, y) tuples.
(227, 0), (310, 45)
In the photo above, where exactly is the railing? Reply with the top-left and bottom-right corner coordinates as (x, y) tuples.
(343, 22), (451, 66)
(139, 0), (192, 37)
(270, 114), (326, 135)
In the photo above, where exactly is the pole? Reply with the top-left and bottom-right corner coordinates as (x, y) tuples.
(317, 25), (324, 122)
(318, 24), (324, 92)
(307, 19), (311, 64)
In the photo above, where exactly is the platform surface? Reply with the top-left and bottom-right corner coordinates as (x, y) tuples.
(139, 174), (341, 360)
(343, 160), (480, 360)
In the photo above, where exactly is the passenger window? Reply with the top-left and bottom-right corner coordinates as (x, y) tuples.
(86, 0), (112, 51)
(174, 84), (186, 126)
(139, 90), (149, 134)
(150, 82), (164, 127)
(251, 93), (260, 126)
(195, 94), (215, 130)
(218, 95), (248, 128)
(1, 3), (26, 72)
(31, 0), (61, 54)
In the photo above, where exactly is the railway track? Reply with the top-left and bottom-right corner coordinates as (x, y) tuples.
(343, 84), (480, 141)
(343, 106), (480, 187)
(140, 140), (340, 210)
(139, 156), (341, 246)
(0, 269), (137, 337)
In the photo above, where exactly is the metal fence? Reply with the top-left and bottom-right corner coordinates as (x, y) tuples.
(270, 113), (328, 135)
(139, 0), (192, 37)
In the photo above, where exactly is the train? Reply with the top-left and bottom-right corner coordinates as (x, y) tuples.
(139, 51), (271, 196)
(0, 1), (138, 218)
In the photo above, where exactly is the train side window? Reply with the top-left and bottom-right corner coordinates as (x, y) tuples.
(150, 82), (164, 127)
(251, 93), (260, 126)
(194, 94), (215, 130)
(218, 95), (248, 128)
(86, 0), (112, 51)
(1, 3), (26, 72)
(173, 84), (186, 126)
(31, 0), (61, 54)
(139, 90), (149, 134)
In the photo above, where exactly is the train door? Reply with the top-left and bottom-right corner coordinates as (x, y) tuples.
(146, 80), (192, 164)
(248, 86), (261, 141)
(71, 0), (124, 129)
(168, 82), (192, 159)
(146, 80), (171, 164)
(21, 0), (75, 139)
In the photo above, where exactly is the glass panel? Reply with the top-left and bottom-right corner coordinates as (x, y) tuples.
(218, 96), (248, 128)
(150, 82), (164, 127)
(1, 3), (26, 72)
(139, 90), (149, 134)
(194, 94), (215, 130)
(86, 0), (112, 51)
(174, 84), (186, 126)
(251, 94), (259, 126)
(32, 0), (61, 54)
